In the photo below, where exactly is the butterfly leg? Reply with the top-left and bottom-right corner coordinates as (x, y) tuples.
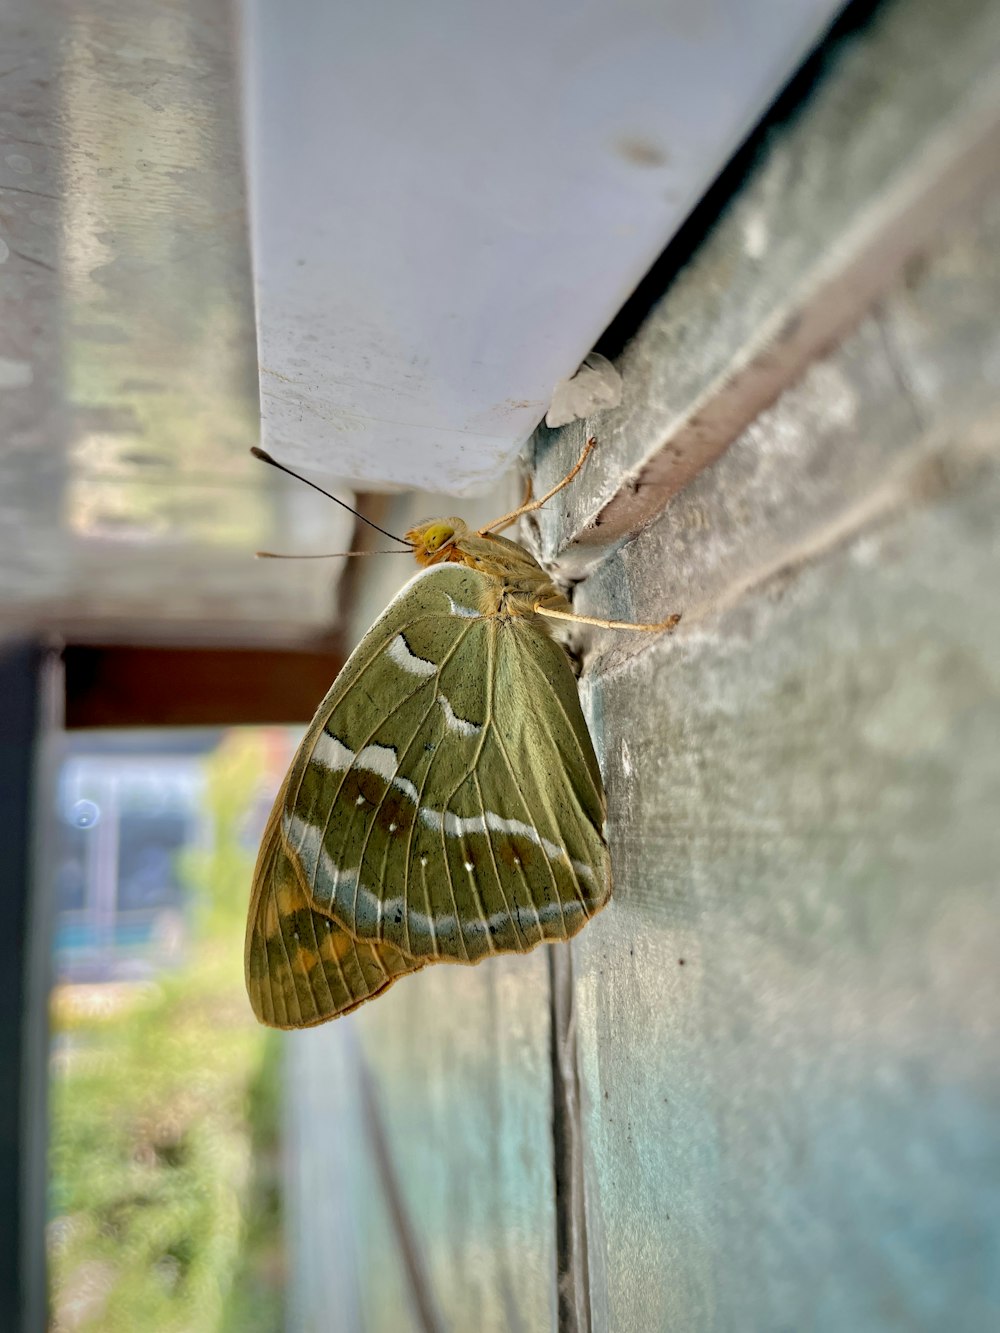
(490, 474), (535, 534)
(479, 437), (597, 534)
(535, 604), (682, 634)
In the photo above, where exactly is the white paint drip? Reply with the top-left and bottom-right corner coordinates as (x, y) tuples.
(743, 207), (769, 259)
(545, 352), (622, 428)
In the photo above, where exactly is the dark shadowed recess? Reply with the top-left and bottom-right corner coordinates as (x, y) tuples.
(0, 643), (46, 1333)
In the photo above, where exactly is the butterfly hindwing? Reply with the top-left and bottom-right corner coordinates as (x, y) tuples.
(283, 564), (611, 964)
(245, 798), (424, 1028)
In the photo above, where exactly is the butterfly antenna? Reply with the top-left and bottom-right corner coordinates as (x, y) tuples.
(251, 446), (411, 546)
(255, 549), (412, 559)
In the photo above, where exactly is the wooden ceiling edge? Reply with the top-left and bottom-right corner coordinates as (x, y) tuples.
(0, 616), (343, 654)
(62, 641), (348, 730)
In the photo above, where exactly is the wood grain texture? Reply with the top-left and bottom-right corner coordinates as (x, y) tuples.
(288, 953), (558, 1333)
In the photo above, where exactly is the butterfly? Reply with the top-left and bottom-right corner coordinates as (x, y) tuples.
(245, 438), (680, 1027)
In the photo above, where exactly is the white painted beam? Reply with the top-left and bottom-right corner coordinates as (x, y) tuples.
(242, 0), (844, 495)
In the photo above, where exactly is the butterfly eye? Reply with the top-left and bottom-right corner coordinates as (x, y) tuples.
(423, 523), (455, 553)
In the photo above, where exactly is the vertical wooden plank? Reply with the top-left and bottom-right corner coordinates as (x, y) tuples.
(287, 957), (557, 1332)
(285, 1027), (420, 1333)
(349, 956), (558, 1333)
(549, 946), (591, 1333)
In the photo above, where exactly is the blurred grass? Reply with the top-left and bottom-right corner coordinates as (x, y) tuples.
(48, 732), (286, 1333)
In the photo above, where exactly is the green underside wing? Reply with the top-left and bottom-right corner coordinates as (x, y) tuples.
(247, 563), (611, 1028)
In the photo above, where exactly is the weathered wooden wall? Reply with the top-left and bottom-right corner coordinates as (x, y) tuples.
(286, 1), (1000, 1328)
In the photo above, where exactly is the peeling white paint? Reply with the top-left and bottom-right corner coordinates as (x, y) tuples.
(546, 354), (623, 428)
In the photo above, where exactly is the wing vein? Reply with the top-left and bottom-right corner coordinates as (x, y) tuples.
(520, 645), (605, 815)
(274, 886), (305, 1026)
(346, 623), (478, 936)
(433, 622), (498, 956)
(352, 685), (442, 941)
(473, 768), (526, 949)
(301, 621), (475, 911)
(506, 636), (603, 912)
(488, 710), (568, 938)
(438, 795), (470, 961)
(286, 608), (471, 824)
(304, 906), (337, 1017)
(285, 615), (452, 865)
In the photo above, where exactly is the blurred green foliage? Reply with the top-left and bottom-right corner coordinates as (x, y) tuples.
(48, 732), (285, 1333)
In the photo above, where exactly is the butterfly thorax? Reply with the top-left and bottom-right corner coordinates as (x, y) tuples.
(404, 517), (571, 624)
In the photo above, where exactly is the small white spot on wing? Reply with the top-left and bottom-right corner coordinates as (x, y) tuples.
(415, 807), (594, 879)
(283, 816), (590, 947)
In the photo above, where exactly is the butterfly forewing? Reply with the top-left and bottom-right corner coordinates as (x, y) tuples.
(283, 565), (611, 963)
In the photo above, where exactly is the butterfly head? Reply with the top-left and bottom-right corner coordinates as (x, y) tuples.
(404, 517), (470, 566)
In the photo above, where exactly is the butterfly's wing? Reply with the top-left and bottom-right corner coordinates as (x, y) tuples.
(284, 563), (611, 964)
(245, 796), (424, 1028)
